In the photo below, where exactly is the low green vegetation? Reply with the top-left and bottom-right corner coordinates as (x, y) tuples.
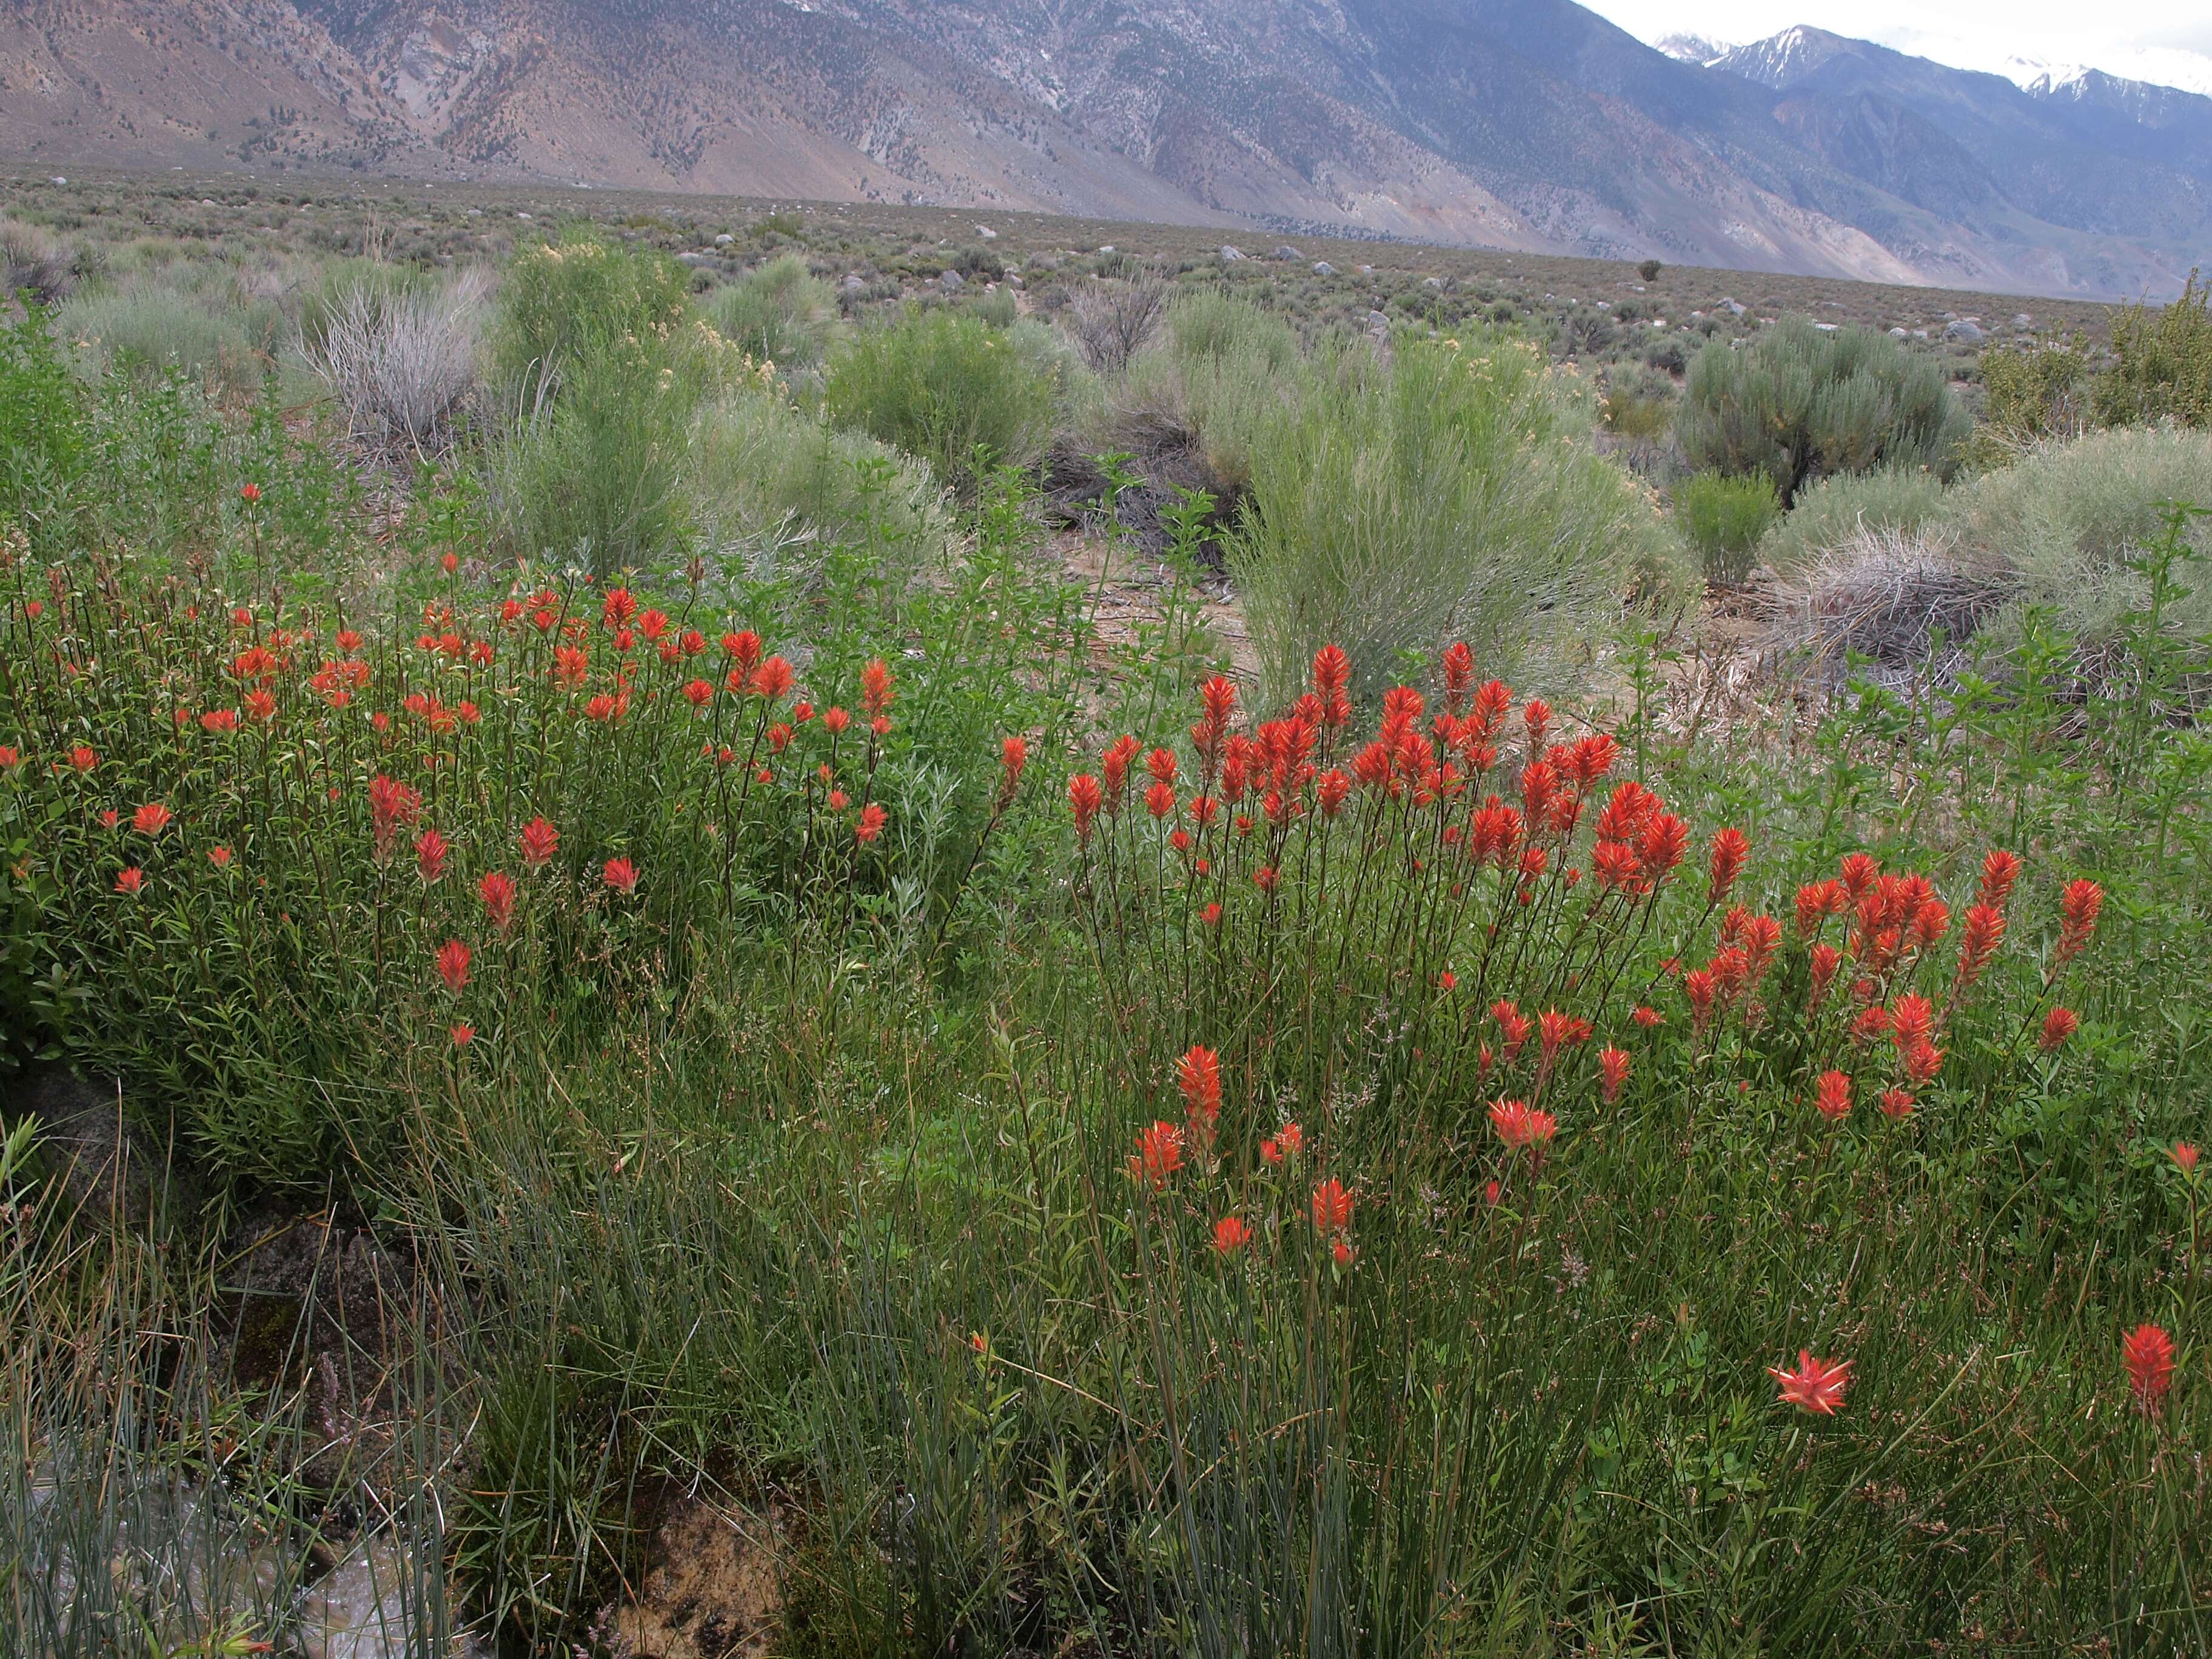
(2, 183), (2210, 1655)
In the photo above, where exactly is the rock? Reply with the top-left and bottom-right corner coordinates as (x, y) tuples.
(1720, 298), (1746, 317)
(299, 1538), (468, 1659)
(939, 269), (965, 290)
(1889, 327), (1909, 338)
(50, 176), (67, 186)
(465, 207), (483, 218)
(975, 225), (997, 240)
(1272, 245), (1302, 261)
(200, 198), (218, 207)
(1219, 245), (1246, 261)
(515, 212), (532, 221)
(1365, 310), (1391, 333)
(1007, 273), (1024, 289)
(842, 274), (866, 292)
(1312, 260), (1335, 276)
(1943, 320), (1985, 344)
(1356, 264), (1374, 275)
(1912, 329), (1930, 340)
(2013, 313), (2034, 329)
(714, 233), (735, 246)
(1423, 275), (1445, 289)
(1097, 244), (1115, 254)
(1814, 321), (1838, 332)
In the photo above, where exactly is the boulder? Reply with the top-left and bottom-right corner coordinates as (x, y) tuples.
(1219, 245), (1247, 261)
(939, 269), (965, 290)
(1943, 320), (1985, 344)
(1312, 260), (1335, 276)
(1272, 245), (1303, 261)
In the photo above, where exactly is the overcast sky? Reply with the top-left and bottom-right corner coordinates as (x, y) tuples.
(1578, 1), (2212, 93)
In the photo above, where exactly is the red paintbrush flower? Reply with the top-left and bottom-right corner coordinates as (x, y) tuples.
(2039, 1006), (2077, 1052)
(1769, 1350), (1851, 1415)
(1879, 1088), (1915, 1119)
(368, 776), (423, 860)
(856, 802), (888, 843)
(113, 867), (144, 895)
(1310, 1178), (1353, 1234)
(601, 588), (637, 629)
(683, 679), (713, 708)
(749, 656), (794, 700)
(435, 938), (471, 994)
(69, 745), (98, 773)
(2054, 879), (2102, 965)
(1312, 645), (1351, 728)
(208, 846), (232, 869)
(1212, 1216), (1253, 1255)
(997, 736), (1027, 811)
(1130, 1121), (1183, 1189)
(1977, 848), (2021, 913)
(1490, 999), (1531, 1061)
(480, 871), (517, 933)
(1145, 779), (1176, 819)
(1952, 903), (2006, 996)
(2123, 1323), (2176, 1412)
(1707, 828), (1748, 907)
(450, 1024), (475, 1048)
(2173, 1142), (2199, 1177)
(861, 658), (895, 716)
(1068, 774), (1103, 842)
(1598, 1046), (1629, 1105)
(723, 630), (763, 674)
(132, 802), (172, 836)
(1632, 1005), (1664, 1028)
(415, 828), (449, 883)
(603, 856), (638, 895)
(1489, 1098), (1557, 1150)
(1177, 1046), (1222, 1146)
(520, 816), (559, 870)
(1814, 1070), (1852, 1121)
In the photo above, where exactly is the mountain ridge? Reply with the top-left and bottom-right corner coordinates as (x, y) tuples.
(2, 1), (2201, 299)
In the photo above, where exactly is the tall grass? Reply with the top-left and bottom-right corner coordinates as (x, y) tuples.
(705, 253), (840, 374)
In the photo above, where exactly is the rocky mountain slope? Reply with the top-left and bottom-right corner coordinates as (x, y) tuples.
(3, 0), (2203, 297)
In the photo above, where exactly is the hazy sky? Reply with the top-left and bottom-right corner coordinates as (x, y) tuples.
(1578, 1), (2212, 92)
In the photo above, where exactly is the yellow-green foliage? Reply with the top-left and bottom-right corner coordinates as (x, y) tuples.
(2096, 270), (2212, 431)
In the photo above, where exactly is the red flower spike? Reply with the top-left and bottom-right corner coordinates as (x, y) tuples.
(856, 802), (888, 844)
(1212, 1216), (1253, 1255)
(2172, 1142), (2199, 1176)
(132, 803), (172, 836)
(415, 828), (449, 884)
(997, 736), (1028, 811)
(2055, 880), (2103, 965)
(1814, 1070), (1852, 1121)
(603, 857), (639, 895)
(1311, 1178), (1353, 1235)
(1489, 1098), (1557, 1150)
(1068, 774), (1103, 842)
(114, 867), (144, 896)
(1769, 1351), (1852, 1415)
(2039, 1007), (2078, 1052)
(861, 658), (896, 716)
(435, 938), (471, 994)
(1707, 828), (1749, 907)
(1879, 1088), (1915, 1119)
(2123, 1323), (2176, 1411)
(1977, 848), (2021, 913)
(520, 817), (559, 870)
(1130, 1121), (1183, 1189)
(480, 871), (517, 933)
(1598, 1046), (1629, 1105)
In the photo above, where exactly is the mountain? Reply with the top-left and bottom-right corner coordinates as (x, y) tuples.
(1, 1), (2202, 298)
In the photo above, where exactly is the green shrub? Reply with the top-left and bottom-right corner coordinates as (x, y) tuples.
(693, 384), (948, 580)
(1677, 318), (1968, 504)
(1166, 288), (1299, 378)
(1674, 470), (1780, 586)
(1230, 335), (1669, 705)
(703, 254), (838, 373)
(824, 310), (1056, 494)
(1756, 464), (1951, 574)
(1977, 336), (2093, 455)
(485, 226), (694, 402)
(2095, 269), (2212, 430)
(52, 285), (266, 397)
(1952, 424), (2212, 649)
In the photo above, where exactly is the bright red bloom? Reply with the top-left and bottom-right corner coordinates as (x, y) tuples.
(1769, 1350), (1851, 1415)
(683, 679), (714, 708)
(435, 938), (471, 994)
(2039, 1006), (2078, 1052)
(113, 867), (144, 896)
(450, 1024), (475, 1048)
(1202, 902), (1222, 927)
(480, 871), (517, 933)
(201, 709), (240, 734)
(1684, 970), (1717, 1033)
(603, 856), (639, 895)
(1130, 1121), (1184, 1189)
(2173, 1142), (2200, 1176)
(1521, 698), (1549, 757)
(1332, 1238), (1356, 1267)
(1632, 1005), (1664, 1029)
(1849, 1004), (1891, 1047)
(749, 656), (795, 700)
(601, 587), (638, 629)
(69, 745), (98, 773)
(1311, 1178), (1353, 1234)
(997, 736), (1028, 811)
(1879, 1088), (1915, 1119)
(208, 846), (232, 869)
(415, 828), (449, 883)
(131, 802), (172, 837)
(723, 631), (763, 673)
(1707, 828), (1749, 907)
(1311, 645), (1351, 727)
(1838, 852), (1880, 901)
(1068, 774), (1103, 842)
(860, 658), (896, 716)
(856, 802), (888, 844)
(1537, 1009), (1591, 1077)
(1253, 865), (1279, 893)
(2055, 879), (2103, 965)
(553, 645), (589, 689)
(1814, 1070), (1852, 1121)
(1489, 1098), (1557, 1150)
(368, 776), (423, 860)
(1177, 1046), (1222, 1145)
(239, 483), (261, 503)
(1795, 879), (1845, 935)
(2123, 1323), (2176, 1411)
(1977, 848), (2022, 913)
(1889, 993), (1933, 1051)
(520, 817), (559, 870)
(1598, 1046), (1629, 1105)
(1490, 999), (1531, 1061)
(1901, 1039), (1944, 1087)
(1145, 779), (1176, 819)
(1952, 903), (2006, 996)
(101, 809), (119, 830)
(1212, 1216), (1253, 1255)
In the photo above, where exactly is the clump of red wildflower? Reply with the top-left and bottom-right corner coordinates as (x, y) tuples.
(1769, 1351), (1851, 1415)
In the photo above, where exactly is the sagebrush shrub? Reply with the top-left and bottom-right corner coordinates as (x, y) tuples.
(1674, 469), (1779, 585)
(1678, 319), (1968, 504)
(2096, 269), (2212, 431)
(703, 254), (838, 373)
(825, 309), (1057, 494)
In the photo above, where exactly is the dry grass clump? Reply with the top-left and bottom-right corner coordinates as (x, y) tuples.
(1764, 525), (2019, 691)
(301, 269), (490, 455)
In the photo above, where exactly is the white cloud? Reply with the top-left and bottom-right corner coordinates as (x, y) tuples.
(1583, 1), (2212, 95)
